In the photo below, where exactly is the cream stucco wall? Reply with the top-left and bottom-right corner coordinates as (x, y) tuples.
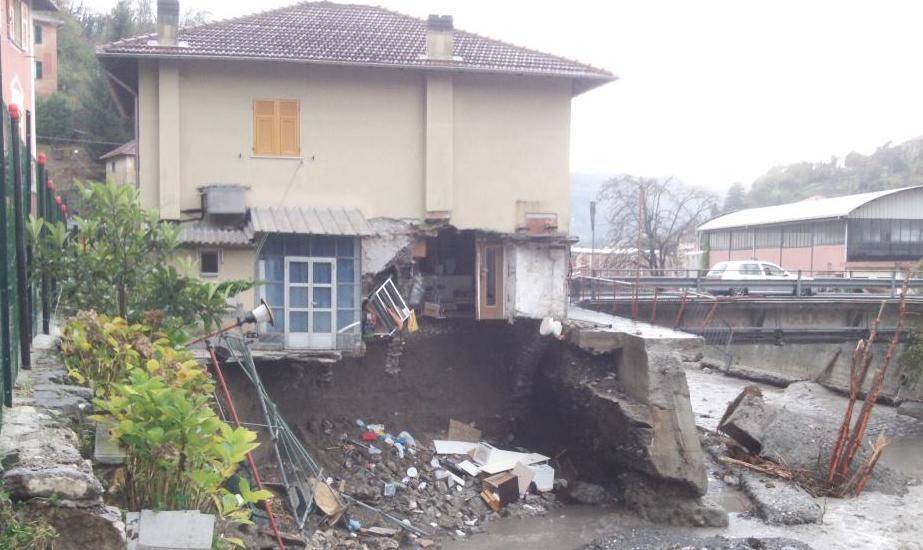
(137, 59), (573, 234)
(176, 247), (258, 312)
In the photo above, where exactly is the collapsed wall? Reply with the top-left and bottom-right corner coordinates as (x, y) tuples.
(229, 317), (723, 526)
(532, 328), (726, 526)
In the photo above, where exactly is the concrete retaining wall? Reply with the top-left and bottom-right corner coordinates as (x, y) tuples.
(704, 341), (923, 402)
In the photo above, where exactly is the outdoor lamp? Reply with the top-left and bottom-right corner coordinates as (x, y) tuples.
(187, 299), (275, 346)
(245, 299), (275, 326)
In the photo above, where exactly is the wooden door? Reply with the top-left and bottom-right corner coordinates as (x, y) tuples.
(477, 242), (505, 320)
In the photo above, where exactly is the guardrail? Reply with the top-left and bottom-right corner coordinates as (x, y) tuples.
(573, 272), (923, 299)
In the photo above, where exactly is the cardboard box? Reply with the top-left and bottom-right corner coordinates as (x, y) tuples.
(482, 472), (519, 506)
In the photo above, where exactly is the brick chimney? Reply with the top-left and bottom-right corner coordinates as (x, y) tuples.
(425, 15), (454, 61)
(157, 0), (180, 46)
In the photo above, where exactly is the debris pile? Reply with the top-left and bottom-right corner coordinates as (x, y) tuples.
(301, 418), (563, 547)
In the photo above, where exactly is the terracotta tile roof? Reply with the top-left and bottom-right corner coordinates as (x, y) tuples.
(98, 2), (613, 85)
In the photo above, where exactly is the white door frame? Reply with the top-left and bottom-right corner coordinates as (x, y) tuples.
(284, 256), (337, 349)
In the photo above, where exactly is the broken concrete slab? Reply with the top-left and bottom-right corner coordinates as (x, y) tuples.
(740, 472), (823, 525)
(718, 385), (776, 454)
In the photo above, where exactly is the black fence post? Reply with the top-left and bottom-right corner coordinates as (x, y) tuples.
(37, 155), (50, 335)
(9, 105), (30, 370)
(0, 101), (12, 405)
(25, 111), (34, 338)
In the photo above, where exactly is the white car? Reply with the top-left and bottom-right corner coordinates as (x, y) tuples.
(706, 260), (814, 296)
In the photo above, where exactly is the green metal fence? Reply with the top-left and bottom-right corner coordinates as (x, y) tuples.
(0, 103), (62, 427)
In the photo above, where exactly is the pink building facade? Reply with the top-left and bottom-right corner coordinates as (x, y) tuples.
(700, 187), (923, 275)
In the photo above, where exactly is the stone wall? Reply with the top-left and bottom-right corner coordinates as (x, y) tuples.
(0, 336), (125, 550)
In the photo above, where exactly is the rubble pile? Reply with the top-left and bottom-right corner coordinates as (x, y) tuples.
(298, 418), (563, 547)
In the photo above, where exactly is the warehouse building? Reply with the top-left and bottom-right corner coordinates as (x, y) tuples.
(698, 186), (923, 274)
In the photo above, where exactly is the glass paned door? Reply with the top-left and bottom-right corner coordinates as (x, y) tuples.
(285, 257), (336, 349)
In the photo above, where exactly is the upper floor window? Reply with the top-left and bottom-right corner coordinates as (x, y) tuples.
(7, 0), (26, 49)
(252, 99), (300, 157)
(35, 60), (42, 80)
(33, 22), (41, 44)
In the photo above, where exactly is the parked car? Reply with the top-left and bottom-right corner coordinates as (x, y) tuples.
(706, 260), (813, 296)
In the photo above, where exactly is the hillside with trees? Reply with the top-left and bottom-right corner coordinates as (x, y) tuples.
(723, 137), (923, 212)
(37, 1), (209, 166)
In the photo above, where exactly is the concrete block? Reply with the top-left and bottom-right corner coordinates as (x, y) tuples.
(94, 420), (127, 465)
(718, 386), (775, 454)
(137, 510), (215, 550)
(740, 472), (823, 525)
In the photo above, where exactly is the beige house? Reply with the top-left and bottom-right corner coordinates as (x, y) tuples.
(98, 1), (613, 352)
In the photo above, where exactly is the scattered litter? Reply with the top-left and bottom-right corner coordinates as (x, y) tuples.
(407, 467), (419, 478)
(458, 460), (481, 476)
(368, 444), (382, 455)
(528, 463), (556, 492)
(365, 526), (399, 537)
(474, 443), (550, 475)
(483, 472), (519, 507)
(512, 462), (535, 495)
(313, 482), (346, 519)
(434, 440), (478, 455)
(384, 482), (397, 498)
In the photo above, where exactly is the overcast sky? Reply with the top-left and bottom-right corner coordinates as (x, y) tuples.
(79, 0), (923, 194)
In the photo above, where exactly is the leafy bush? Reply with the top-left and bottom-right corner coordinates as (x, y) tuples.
(92, 370), (269, 514)
(60, 311), (212, 397)
(0, 491), (57, 550)
(29, 181), (252, 332)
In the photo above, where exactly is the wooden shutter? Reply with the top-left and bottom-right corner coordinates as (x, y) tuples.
(278, 100), (300, 156)
(253, 100), (278, 155)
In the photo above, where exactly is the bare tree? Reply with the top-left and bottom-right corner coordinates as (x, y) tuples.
(598, 175), (717, 272)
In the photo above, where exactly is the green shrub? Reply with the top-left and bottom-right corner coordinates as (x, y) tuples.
(60, 311), (213, 395)
(92, 370), (269, 515)
(0, 491), (57, 550)
(29, 181), (253, 331)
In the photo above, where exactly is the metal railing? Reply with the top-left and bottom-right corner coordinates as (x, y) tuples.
(0, 103), (65, 429)
(572, 268), (923, 299)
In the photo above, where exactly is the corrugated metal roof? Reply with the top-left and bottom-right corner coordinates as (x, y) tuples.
(178, 223), (254, 246)
(699, 186), (923, 232)
(249, 207), (375, 236)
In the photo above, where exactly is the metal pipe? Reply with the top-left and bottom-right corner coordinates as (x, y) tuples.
(38, 161), (49, 334)
(205, 341), (287, 550)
